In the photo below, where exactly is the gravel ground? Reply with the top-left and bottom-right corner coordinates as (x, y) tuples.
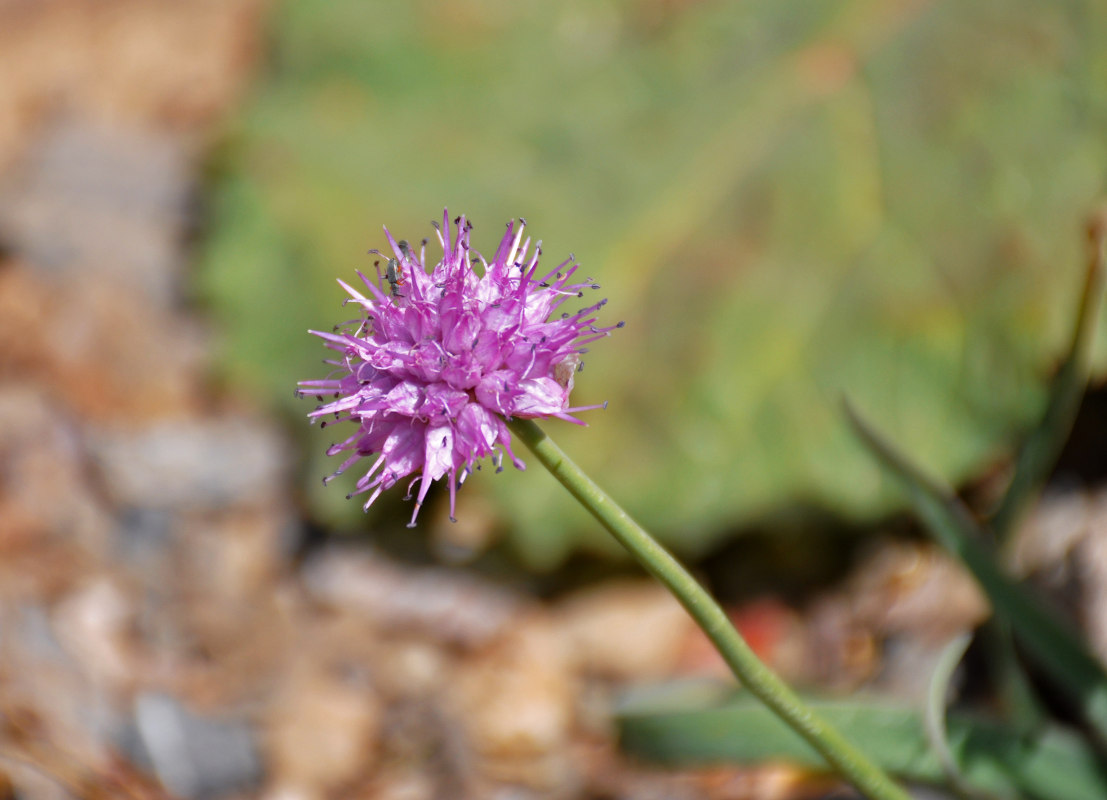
(0, 3), (1102, 799)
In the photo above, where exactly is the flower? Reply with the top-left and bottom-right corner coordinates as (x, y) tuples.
(298, 211), (622, 526)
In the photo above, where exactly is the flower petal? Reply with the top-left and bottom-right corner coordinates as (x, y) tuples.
(302, 211), (615, 525)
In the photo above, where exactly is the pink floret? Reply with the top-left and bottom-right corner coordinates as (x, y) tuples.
(298, 211), (619, 526)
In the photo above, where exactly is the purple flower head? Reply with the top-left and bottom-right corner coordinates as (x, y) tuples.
(298, 211), (622, 526)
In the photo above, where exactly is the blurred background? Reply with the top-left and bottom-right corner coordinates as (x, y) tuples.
(0, 0), (1105, 798)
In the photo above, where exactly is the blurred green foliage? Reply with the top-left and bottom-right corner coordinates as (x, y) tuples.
(619, 690), (1107, 800)
(198, 0), (1107, 568)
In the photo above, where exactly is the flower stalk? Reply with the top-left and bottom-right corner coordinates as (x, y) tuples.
(301, 212), (909, 799)
(508, 417), (912, 800)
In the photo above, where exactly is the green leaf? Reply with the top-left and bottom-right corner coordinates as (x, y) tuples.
(845, 402), (1107, 748)
(618, 690), (1107, 800)
(197, 0), (1107, 565)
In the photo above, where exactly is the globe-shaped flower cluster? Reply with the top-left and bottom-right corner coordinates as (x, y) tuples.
(299, 211), (621, 525)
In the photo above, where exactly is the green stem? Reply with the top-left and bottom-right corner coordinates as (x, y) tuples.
(508, 417), (912, 800)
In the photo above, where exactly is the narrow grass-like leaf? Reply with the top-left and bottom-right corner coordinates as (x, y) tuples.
(981, 617), (1048, 739)
(923, 634), (997, 799)
(971, 222), (1105, 749)
(619, 693), (1107, 800)
(991, 215), (1107, 540)
(845, 402), (1107, 748)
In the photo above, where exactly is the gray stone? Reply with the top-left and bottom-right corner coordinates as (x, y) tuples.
(132, 692), (261, 799)
(88, 417), (290, 511)
(0, 120), (192, 304)
(302, 546), (521, 648)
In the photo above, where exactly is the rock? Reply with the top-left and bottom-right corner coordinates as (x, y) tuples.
(52, 578), (136, 690)
(88, 418), (290, 511)
(370, 639), (448, 700)
(4, 603), (118, 747)
(365, 768), (437, 800)
(1010, 489), (1092, 578)
(825, 540), (990, 699)
(303, 547), (522, 648)
(114, 507), (174, 571)
(260, 785), (322, 800)
(0, 121), (191, 304)
(1013, 487), (1107, 665)
(851, 540), (989, 645)
(1079, 494), (1107, 662)
(185, 506), (292, 603)
(555, 579), (694, 681)
(0, 384), (114, 557)
(132, 692), (261, 799)
(449, 617), (579, 793)
(0, 265), (207, 422)
(264, 661), (383, 796)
